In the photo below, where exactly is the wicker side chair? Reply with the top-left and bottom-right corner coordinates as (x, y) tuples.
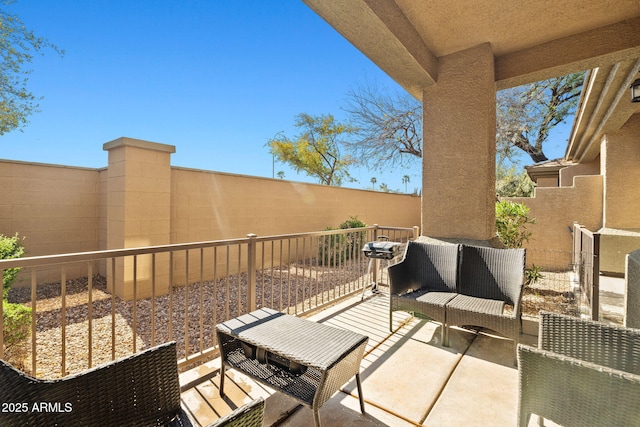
(0, 341), (191, 427)
(445, 245), (526, 348)
(0, 341), (265, 427)
(388, 241), (460, 342)
(518, 312), (640, 427)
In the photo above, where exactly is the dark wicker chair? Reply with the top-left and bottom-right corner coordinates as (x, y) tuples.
(388, 241), (460, 343)
(0, 341), (265, 427)
(445, 244), (526, 348)
(518, 312), (640, 427)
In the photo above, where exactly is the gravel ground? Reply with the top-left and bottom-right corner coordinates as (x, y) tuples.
(521, 270), (579, 318)
(6, 259), (371, 378)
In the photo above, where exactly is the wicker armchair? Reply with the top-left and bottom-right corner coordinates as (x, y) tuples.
(518, 312), (640, 427)
(0, 341), (265, 427)
(388, 241), (460, 342)
(445, 245), (526, 348)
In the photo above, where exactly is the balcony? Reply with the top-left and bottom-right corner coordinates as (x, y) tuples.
(1, 225), (600, 426)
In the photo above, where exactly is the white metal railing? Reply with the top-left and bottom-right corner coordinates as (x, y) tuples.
(0, 225), (418, 378)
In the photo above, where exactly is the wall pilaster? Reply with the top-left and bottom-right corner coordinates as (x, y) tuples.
(103, 137), (175, 299)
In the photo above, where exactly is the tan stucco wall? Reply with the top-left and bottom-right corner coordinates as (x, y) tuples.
(559, 159), (600, 187)
(0, 160), (103, 283)
(536, 176), (558, 188)
(0, 145), (420, 293)
(171, 167), (419, 242)
(602, 114), (640, 230)
(598, 113), (640, 274)
(169, 167), (420, 287)
(508, 174), (603, 269)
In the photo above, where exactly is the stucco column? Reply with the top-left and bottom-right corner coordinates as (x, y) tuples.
(103, 137), (175, 299)
(422, 43), (497, 242)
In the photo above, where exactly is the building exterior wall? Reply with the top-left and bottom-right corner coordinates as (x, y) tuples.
(536, 176), (558, 188)
(598, 113), (640, 274)
(602, 114), (640, 230)
(559, 159), (600, 187)
(508, 174), (603, 269)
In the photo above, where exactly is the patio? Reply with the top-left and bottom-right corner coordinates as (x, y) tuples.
(179, 288), (548, 426)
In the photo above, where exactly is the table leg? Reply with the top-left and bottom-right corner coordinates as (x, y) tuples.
(356, 373), (365, 414)
(219, 362), (226, 396)
(314, 408), (321, 427)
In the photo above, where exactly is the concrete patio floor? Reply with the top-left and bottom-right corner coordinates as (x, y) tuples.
(178, 287), (554, 426)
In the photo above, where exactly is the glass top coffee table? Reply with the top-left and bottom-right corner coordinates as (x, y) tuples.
(216, 308), (368, 427)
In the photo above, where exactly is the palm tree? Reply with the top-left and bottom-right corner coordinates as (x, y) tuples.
(402, 175), (410, 193)
(370, 177), (377, 189)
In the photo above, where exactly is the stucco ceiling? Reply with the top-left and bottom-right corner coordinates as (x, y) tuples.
(304, 0), (640, 96)
(395, 0), (638, 58)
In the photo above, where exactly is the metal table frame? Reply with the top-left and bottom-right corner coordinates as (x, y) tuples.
(216, 308), (368, 427)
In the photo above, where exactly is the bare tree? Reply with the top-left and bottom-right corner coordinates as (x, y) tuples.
(342, 82), (422, 171)
(497, 73), (584, 164)
(343, 74), (584, 175)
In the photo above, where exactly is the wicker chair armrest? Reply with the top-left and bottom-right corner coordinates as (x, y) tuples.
(206, 397), (265, 427)
(539, 311), (640, 374)
(388, 260), (416, 295)
(518, 344), (640, 427)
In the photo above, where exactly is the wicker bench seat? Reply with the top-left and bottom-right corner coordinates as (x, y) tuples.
(389, 241), (525, 352)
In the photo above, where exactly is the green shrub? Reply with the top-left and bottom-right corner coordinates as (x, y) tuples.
(339, 216), (367, 230)
(2, 300), (31, 346)
(525, 264), (543, 286)
(1, 233), (25, 298)
(1, 233), (30, 366)
(319, 216), (367, 266)
(495, 200), (536, 248)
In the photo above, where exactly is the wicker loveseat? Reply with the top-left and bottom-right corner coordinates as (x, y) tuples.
(518, 312), (640, 427)
(389, 241), (526, 349)
(0, 341), (264, 427)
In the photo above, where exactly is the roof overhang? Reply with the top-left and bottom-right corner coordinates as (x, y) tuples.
(565, 61), (640, 163)
(303, 0), (640, 99)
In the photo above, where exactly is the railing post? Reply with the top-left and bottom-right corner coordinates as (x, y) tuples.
(412, 226), (420, 240)
(247, 234), (258, 312)
(592, 232), (600, 321)
(372, 225), (379, 286)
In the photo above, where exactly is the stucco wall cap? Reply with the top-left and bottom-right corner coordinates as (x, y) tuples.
(103, 137), (176, 154)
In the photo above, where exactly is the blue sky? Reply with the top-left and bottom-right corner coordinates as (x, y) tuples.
(2, 1), (568, 192)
